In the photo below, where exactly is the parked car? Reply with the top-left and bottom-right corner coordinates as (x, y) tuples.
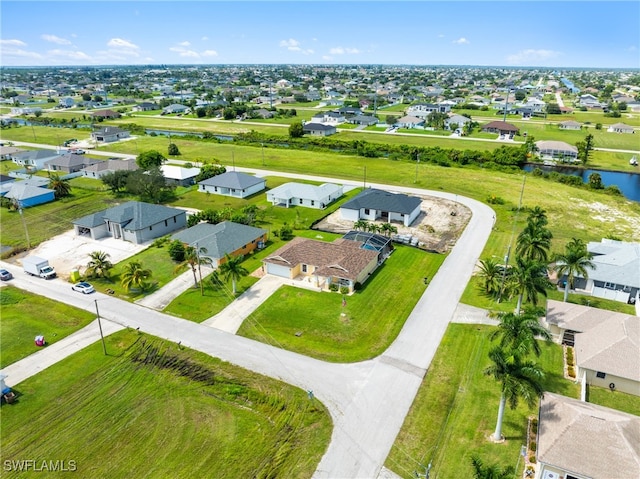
(0, 269), (13, 281)
(72, 149), (86, 155)
(71, 281), (95, 294)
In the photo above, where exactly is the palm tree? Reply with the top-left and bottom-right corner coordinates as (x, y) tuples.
(470, 456), (515, 479)
(507, 257), (552, 314)
(353, 220), (368, 232)
(218, 254), (248, 295)
(477, 258), (502, 296)
(526, 206), (548, 228)
(485, 346), (545, 441)
(554, 238), (594, 302)
(516, 221), (552, 262)
(175, 244), (212, 295)
(85, 251), (113, 279)
(490, 309), (551, 358)
(120, 260), (152, 292)
(48, 173), (71, 199)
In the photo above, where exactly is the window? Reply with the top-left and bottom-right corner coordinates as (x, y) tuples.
(302, 264), (307, 273)
(165, 220), (168, 227)
(311, 200), (315, 206)
(596, 371), (606, 379)
(364, 208), (370, 215)
(299, 199), (303, 204)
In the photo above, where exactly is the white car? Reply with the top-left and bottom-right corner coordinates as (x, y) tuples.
(71, 281), (95, 294)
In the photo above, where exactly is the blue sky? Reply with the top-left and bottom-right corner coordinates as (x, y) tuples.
(1, 1), (638, 68)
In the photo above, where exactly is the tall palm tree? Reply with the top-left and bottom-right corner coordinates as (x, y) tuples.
(48, 173), (71, 199)
(490, 309), (551, 358)
(526, 206), (548, 228)
(218, 254), (248, 295)
(175, 244), (212, 295)
(470, 456), (515, 479)
(554, 238), (594, 302)
(485, 346), (545, 441)
(85, 251), (113, 279)
(507, 256), (552, 314)
(477, 258), (502, 296)
(516, 221), (552, 262)
(120, 260), (152, 292)
(353, 220), (368, 232)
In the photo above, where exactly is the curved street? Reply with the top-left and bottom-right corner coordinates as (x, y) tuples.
(1, 173), (494, 478)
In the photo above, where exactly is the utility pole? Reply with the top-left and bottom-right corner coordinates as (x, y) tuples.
(363, 166), (367, 189)
(94, 300), (107, 355)
(195, 242), (204, 296)
(497, 175), (526, 303)
(414, 154), (420, 183)
(16, 201), (30, 248)
(261, 142), (265, 167)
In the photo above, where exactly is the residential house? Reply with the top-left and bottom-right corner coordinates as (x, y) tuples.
(340, 188), (422, 227)
(72, 201), (186, 244)
(523, 98), (546, 112)
(10, 107), (42, 115)
(481, 121), (519, 137)
(310, 111), (346, 125)
(0, 146), (24, 160)
(253, 108), (274, 119)
(44, 153), (99, 173)
(535, 393), (640, 479)
(444, 114), (471, 131)
(263, 236), (380, 293)
(132, 102), (159, 112)
(91, 109), (121, 119)
(198, 171), (266, 198)
(91, 126), (131, 143)
(336, 107), (363, 116)
(11, 149), (61, 171)
(406, 103), (451, 119)
(559, 120), (582, 130)
(607, 122), (634, 134)
(59, 97), (75, 108)
(266, 182), (343, 209)
(395, 115), (424, 129)
(578, 94), (603, 109)
(0, 174), (17, 196)
(4, 182), (55, 207)
(347, 115), (379, 126)
(171, 221), (268, 268)
(162, 104), (189, 115)
(303, 123), (337, 137)
(160, 164), (201, 187)
(81, 158), (138, 179)
(535, 140), (579, 162)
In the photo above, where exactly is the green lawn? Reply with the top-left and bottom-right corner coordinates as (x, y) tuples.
(0, 286), (96, 368)
(587, 385), (640, 416)
(237, 245), (446, 362)
(0, 330), (332, 479)
(386, 323), (578, 479)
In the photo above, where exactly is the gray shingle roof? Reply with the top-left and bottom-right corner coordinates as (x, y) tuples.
(341, 188), (421, 215)
(198, 171), (265, 190)
(45, 153), (99, 169)
(171, 221), (267, 260)
(586, 240), (640, 288)
(303, 123), (336, 131)
(73, 201), (184, 230)
(537, 393), (640, 479)
(267, 182), (342, 202)
(5, 183), (55, 200)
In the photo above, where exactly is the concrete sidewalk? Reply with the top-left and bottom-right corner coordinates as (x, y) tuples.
(135, 265), (214, 310)
(3, 319), (124, 388)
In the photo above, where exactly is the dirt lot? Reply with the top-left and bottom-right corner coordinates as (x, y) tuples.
(314, 195), (471, 253)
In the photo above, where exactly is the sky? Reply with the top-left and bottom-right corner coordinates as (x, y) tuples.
(1, 1), (638, 68)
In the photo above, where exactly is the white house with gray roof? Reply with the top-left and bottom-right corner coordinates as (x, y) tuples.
(160, 164), (200, 187)
(340, 188), (422, 227)
(171, 221), (268, 267)
(536, 393), (640, 479)
(11, 149), (61, 170)
(266, 182), (343, 209)
(198, 171), (266, 198)
(72, 201), (186, 244)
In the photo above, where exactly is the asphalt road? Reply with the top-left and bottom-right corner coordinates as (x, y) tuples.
(1, 172), (494, 478)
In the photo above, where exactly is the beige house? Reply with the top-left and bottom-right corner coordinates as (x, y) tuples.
(536, 393), (640, 479)
(607, 122), (635, 134)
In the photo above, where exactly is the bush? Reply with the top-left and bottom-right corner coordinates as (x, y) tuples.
(278, 224), (294, 241)
(340, 286), (349, 295)
(529, 455), (536, 464)
(168, 143), (180, 156)
(329, 284), (339, 292)
(486, 195), (505, 205)
(529, 442), (537, 452)
(604, 185), (622, 196)
(568, 366), (576, 378)
(168, 240), (186, 262)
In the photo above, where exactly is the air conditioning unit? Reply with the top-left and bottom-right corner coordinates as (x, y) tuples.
(543, 471), (559, 479)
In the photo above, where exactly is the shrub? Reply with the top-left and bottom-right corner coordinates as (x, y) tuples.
(329, 284), (339, 292)
(529, 455), (536, 464)
(486, 195), (505, 205)
(568, 366), (575, 378)
(168, 240), (186, 262)
(340, 286), (349, 295)
(529, 442), (537, 452)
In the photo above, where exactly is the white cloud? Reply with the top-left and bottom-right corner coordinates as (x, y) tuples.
(202, 50), (218, 57)
(0, 39), (27, 47)
(41, 34), (71, 45)
(107, 38), (139, 50)
(329, 47), (360, 55)
(322, 55), (333, 61)
(201, 36), (209, 41)
(452, 37), (469, 45)
(178, 41), (191, 47)
(0, 47), (43, 59)
(506, 49), (561, 65)
(48, 49), (91, 60)
(279, 38), (313, 54)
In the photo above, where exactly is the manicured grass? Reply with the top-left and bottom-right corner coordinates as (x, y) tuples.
(0, 331), (332, 479)
(386, 323), (578, 479)
(0, 285), (96, 368)
(238, 245), (446, 362)
(587, 385), (640, 416)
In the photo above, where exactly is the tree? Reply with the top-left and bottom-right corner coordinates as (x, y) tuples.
(81, 92), (92, 101)
(136, 150), (166, 170)
(385, 115), (398, 125)
(576, 134), (594, 165)
(478, 258), (502, 296)
(101, 170), (132, 193)
(120, 260), (152, 292)
(168, 240), (186, 262)
(353, 220), (368, 231)
(545, 102), (561, 115)
(127, 167), (174, 203)
(168, 143), (180, 156)
(93, 95), (103, 102)
(588, 172), (603, 189)
(48, 173), (71, 199)
(175, 244), (212, 295)
(218, 254), (248, 295)
(484, 346), (545, 441)
(85, 251), (113, 279)
(516, 221), (552, 262)
(514, 90), (526, 102)
(554, 238), (595, 302)
(507, 257), (552, 314)
(470, 456), (515, 479)
(288, 121), (304, 138)
(490, 309), (551, 358)
(427, 112), (448, 130)
(195, 163), (226, 182)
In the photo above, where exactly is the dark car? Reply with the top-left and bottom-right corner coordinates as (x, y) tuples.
(0, 269), (13, 281)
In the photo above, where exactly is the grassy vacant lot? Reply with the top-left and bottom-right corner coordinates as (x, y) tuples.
(386, 323), (577, 479)
(0, 286), (95, 368)
(0, 330), (331, 479)
(238, 245), (445, 362)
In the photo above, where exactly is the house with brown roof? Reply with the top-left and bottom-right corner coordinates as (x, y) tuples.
(91, 109), (121, 119)
(481, 120), (519, 136)
(535, 393), (640, 479)
(263, 236), (380, 293)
